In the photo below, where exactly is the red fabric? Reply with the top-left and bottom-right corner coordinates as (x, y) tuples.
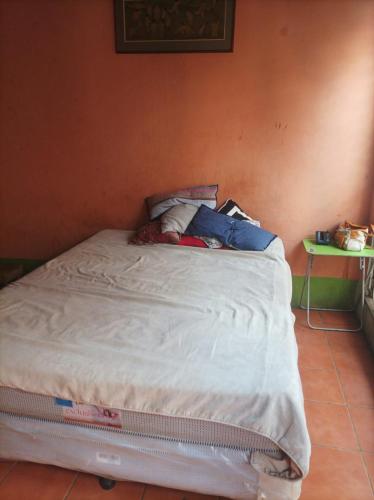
(178, 236), (208, 248)
(130, 221), (180, 245)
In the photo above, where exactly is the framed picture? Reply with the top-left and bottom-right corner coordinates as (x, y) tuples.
(114, 0), (235, 53)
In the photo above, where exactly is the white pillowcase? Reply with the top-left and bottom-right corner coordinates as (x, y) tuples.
(161, 204), (199, 234)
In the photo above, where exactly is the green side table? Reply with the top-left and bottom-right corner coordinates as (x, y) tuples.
(299, 239), (374, 332)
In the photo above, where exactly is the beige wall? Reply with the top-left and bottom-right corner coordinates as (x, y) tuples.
(1, 0), (374, 277)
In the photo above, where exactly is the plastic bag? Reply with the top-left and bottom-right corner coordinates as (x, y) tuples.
(334, 221), (368, 252)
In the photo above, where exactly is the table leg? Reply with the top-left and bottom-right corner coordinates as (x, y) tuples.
(359, 257), (365, 326)
(298, 255), (364, 332)
(306, 254), (313, 328)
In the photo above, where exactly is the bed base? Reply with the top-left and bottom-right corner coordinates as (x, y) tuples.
(0, 412), (302, 500)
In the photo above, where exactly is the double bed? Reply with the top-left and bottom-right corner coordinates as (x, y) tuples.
(0, 229), (310, 499)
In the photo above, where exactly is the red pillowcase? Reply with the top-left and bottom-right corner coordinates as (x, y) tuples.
(130, 221), (180, 245)
(178, 236), (208, 248)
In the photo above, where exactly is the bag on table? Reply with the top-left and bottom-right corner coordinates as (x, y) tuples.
(334, 221), (369, 252)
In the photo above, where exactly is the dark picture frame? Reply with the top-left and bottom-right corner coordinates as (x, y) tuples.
(114, 0), (235, 53)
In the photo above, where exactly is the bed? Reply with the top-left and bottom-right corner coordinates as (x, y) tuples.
(0, 229), (310, 499)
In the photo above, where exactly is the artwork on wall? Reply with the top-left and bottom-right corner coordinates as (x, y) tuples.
(114, 0), (235, 53)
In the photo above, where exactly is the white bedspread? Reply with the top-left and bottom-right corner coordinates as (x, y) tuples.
(0, 230), (310, 476)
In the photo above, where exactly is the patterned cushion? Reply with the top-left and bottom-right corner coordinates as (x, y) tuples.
(146, 185), (218, 220)
(130, 221), (180, 245)
(217, 199), (260, 227)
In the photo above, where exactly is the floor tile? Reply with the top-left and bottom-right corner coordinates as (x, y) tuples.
(292, 308), (308, 324)
(292, 309), (323, 327)
(143, 486), (182, 500)
(295, 325), (327, 346)
(183, 494), (218, 500)
(363, 453), (374, 487)
(0, 462), (76, 500)
(298, 341), (334, 370)
(332, 344), (374, 375)
(350, 407), (374, 452)
(338, 367), (374, 407)
(185, 493), (218, 499)
(304, 401), (358, 449)
(301, 368), (344, 403)
(333, 339), (374, 408)
(0, 461), (15, 482)
(67, 473), (144, 499)
(300, 446), (373, 499)
(328, 332), (369, 351)
(318, 311), (360, 329)
(143, 485), (217, 499)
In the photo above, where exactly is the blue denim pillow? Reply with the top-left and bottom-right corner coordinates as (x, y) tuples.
(185, 205), (276, 251)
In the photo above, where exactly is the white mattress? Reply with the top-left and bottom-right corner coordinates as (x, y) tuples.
(0, 386), (282, 456)
(0, 229), (310, 477)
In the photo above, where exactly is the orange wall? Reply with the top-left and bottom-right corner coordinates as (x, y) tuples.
(1, 0), (374, 277)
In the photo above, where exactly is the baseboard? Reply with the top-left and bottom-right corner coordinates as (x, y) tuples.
(0, 258), (44, 273)
(292, 276), (359, 309)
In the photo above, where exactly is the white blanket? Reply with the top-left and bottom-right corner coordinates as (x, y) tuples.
(0, 230), (310, 476)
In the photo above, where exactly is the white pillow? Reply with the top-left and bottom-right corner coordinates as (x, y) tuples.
(161, 204), (199, 234)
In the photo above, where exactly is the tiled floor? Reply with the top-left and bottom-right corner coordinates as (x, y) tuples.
(294, 309), (374, 499)
(0, 310), (373, 499)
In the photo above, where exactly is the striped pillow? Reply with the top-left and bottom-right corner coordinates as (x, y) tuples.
(146, 185), (218, 220)
(217, 199), (260, 227)
(130, 221), (180, 245)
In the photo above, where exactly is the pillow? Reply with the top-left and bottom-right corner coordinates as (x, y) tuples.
(218, 199), (260, 227)
(178, 236), (208, 248)
(130, 221), (180, 245)
(185, 205), (276, 251)
(161, 204), (199, 234)
(146, 184), (218, 220)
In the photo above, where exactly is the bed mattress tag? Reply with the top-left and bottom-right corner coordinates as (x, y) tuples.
(96, 451), (121, 465)
(61, 402), (123, 428)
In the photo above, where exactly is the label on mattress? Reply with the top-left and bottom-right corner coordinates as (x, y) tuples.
(96, 452), (121, 465)
(62, 403), (122, 428)
(55, 398), (73, 407)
